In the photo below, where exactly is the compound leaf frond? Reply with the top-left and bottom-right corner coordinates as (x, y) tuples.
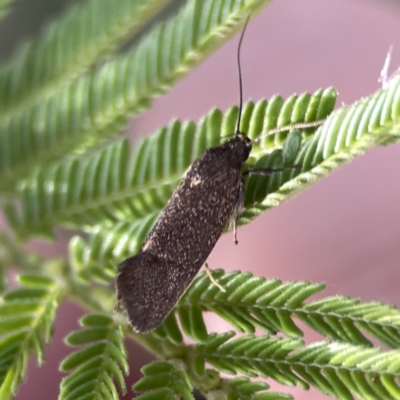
(0, 274), (62, 398)
(0, 0), (169, 119)
(195, 333), (400, 400)
(59, 313), (128, 400)
(133, 361), (194, 400)
(7, 87), (334, 241)
(0, 0), (274, 193)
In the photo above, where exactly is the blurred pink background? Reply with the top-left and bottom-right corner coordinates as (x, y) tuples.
(13, 0), (400, 399)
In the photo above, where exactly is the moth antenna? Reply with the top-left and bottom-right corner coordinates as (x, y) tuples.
(235, 14), (251, 136)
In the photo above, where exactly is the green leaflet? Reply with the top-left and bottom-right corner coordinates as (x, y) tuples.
(149, 270), (400, 349)
(0, 0), (273, 193)
(247, 75), (400, 213)
(0, 274), (62, 399)
(225, 377), (293, 399)
(133, 362), (291, 399)
(133, 361), (194, 400)
(195, 332), (400, 400)
(6, 88), (335, 241)
(0, 0), (169, 118)
(59, 314), (128, 400)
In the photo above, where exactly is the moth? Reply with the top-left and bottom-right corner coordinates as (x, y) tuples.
(116, 16), (296, 332)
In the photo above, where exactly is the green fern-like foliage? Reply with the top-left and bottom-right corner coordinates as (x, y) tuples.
(224, 377), (293, 400)
(59, 314), (128, 400)
(0, 274), (63, 399)
(194, 332), (400, 400)
(133, 361), (194, 399)
(5, 87), (335, 240)
(1, 0), (400, 399)
(133, 362), (291, 399)
(0, 0), (272, 194)
(153, 270), (400, 349)
(140, 271), (400, 399)
(0, 0), (168, 118)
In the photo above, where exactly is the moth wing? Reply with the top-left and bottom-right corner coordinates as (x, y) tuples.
(116, 251), (192, 332)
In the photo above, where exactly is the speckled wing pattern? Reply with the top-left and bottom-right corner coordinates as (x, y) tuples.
(116, 136), (250, 332)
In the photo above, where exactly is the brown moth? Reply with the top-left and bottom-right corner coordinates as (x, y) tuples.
(116, 16), (291, 332)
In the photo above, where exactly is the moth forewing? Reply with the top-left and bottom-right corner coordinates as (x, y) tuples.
(116, 136), (250, 332)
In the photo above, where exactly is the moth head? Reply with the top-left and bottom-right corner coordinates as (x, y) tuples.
(237, 131), (252, 160)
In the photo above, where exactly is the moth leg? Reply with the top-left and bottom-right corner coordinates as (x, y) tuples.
(204, 262), (225, 292)
(243, 165), (299, 178)
(232, 169), (294, 244)
(113, 259), (121, 313)
(232, 179), (245, 245)
(234, 166), (299, 245)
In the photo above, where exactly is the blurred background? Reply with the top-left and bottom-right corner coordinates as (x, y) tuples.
(1, 0), (400, 399)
